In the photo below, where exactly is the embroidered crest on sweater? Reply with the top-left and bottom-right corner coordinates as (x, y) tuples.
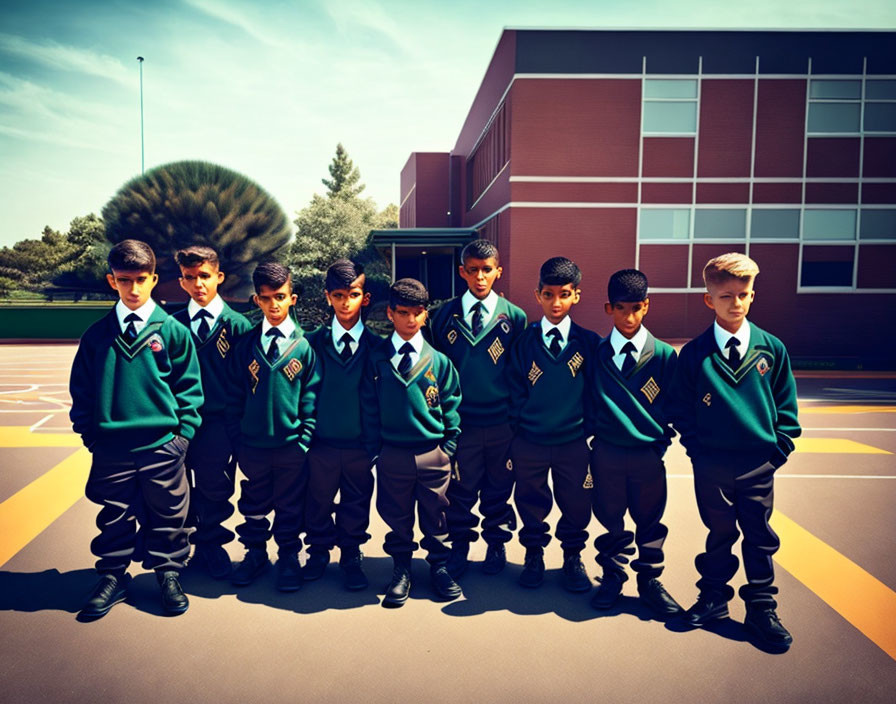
(756, 357), (770, 376)
(499, 319), (511, 335)
(528, 361), (543, 385)
(148, 335), (164, 353)
(425, 384), (440, 408)
(447, 329), (458, 345)
(567, 352), (584, 377)
(425, 367), (437, 383)
(248, 359), (260, 394)
(583, 468), (594, 489)
(488, 338), (505, 364)
(702, 393), (712, 406)
(216, 327), (230, 358)
(640, 377), (660, 404)
(283, 358), (303, 381)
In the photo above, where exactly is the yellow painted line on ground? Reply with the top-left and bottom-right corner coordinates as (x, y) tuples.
(0, 446), (90, 567)
(0, 426), (81, 447)
(793, 437), (892, 455)
(773, 511), (896, 661)
(801, 405), (896, 414)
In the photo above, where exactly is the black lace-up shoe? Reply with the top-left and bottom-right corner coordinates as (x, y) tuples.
(431, 565), (463, 600)
(275, 554), (303, 592)
(562, 554), (591, 593)
(679, 593), (729, 627)
(382, 562), (411, 608)
(80, 574), (131, 620)
(482, 543), (507, 575)
(518, 552), (545, 588)
(231, 549), (270, 587)
(590, 571), (625, 609)
(194, 544), (232, 579)
(303, 550), (330, 581)
(339, 549), (368, 591)
(157, 570), (189, 615)
(638, 578), (682, 617)
(744, 606), (793, 649)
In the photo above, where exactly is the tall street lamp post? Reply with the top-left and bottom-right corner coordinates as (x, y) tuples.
(137, 56), (144, 174)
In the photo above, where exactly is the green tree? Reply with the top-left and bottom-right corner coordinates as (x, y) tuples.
(0, 226), (80, 292)
(102, 161), (292, 298)
(321, 143), (365, 200)
(51, 214), (111, 293)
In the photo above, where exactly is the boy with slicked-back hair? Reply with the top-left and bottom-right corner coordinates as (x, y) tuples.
(172, 245), (253, 579)
(428, 239), (527, 578)
(668, 252), (800, 650)
(586, 269), (681, 617)
(226, 261), (320, 593)
(360, 278), (463, 607)
(303, 258), (382, 590)
(508, 256), (599, 592)
(70, 239), (203, 618)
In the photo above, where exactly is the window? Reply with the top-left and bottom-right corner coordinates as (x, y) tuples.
(467, 103), (508, 208)
(694, 209), (746, 239)
(860, 209), (896, 240)
(803, 210), (857, 240)
(807, 80), (861, 134)
(643, 80), (698, 134)
(751, 210), (800, 239)
(639, 209), (690, 240)
(800, 246), (854, 287)
(865, 80), (896, 133)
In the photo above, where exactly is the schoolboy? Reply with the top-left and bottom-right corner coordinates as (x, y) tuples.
(226, 261), (320, 592)
(508, 257), (599, 592)
(360, 278), (463, 607)
(668, 253), (800, 649)
(428, 239), (527, 578)
(172, 245), (253, 579)
(586, 269), (681, 617)
(70, 239), (203, 618)
(304, 259), (381, 590)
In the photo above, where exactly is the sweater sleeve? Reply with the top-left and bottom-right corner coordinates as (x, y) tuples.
(296, 343), (321, 453)
(506, 330), (529, 433)
(167, 322), (204, 440)
(769, 343), (801, 468)
(359, 356), (382, 460)
(667, 343), (702, 459)
(68, 335), (96, 449)
(438, 357), (463, 457)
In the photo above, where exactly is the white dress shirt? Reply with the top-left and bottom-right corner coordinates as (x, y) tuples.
(187, 294), (224, 336)
(610, 325), (648, 371)
(540, 315), (572, 353)
(714, 319), (751, 361)
(390, 330), (424, 371)
(115, 298), (156, 335)
(262, 317), (296, 357)
(462, 289), (499, 330)
(331, 316), (365, 356)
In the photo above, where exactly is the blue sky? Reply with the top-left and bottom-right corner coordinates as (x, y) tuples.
(0, 0), (894, 246)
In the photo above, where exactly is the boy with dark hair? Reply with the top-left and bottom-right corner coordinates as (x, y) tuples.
(172, 245), (252, 578)
(360, 278), (463, 607)
(304, 258), (381, 590)
(587, 269), (681, 617)
(226, 261), (320, 592)
(70, 239), (203, 618)
(669, 253), (800, 650)
(428, 238), (526, 578)
(508, 256), (599, 592)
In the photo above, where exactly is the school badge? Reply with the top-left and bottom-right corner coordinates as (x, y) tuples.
(640, 377), (660, 404)
(499, 319), (511, 335)
(583, 468), (594, 489)
(216, 328), (230, 358)
(283, 358), (303, 381)
(447, 329), (458, 345)
(248, 359), (260, 394)
(567, 352), (584, 378)
(527, 361), (543, 385)
(702, 393), (712, 407)
(756, 357), (770, 377)
(148, 335), (164, 353)
(488, 337), (505, 364)
(425, 384), (440, 408)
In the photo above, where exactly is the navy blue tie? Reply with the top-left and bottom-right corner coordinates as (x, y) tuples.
(397, 342), (414, 375)
(340, 333), (354, 361)
(266, 328), (284, 363)
(193, 309), (212, 340)
(123, 313), (140, 341)
(546, 328), (562, 357)
(621, 341), (637, 375)
(471, 301), (484, 336)
(726, 338), (741, 369)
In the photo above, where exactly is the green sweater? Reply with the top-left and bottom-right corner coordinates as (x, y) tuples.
(226, 325), (320, 451)
(172, 302), (253, 416)
(360, 338), (462, 459)
(428, 295), (527, 426)
(306, 324), (383, 448)
(586, 328), (677, 451)
(668, 322), (801, 469)
(69, 305), (203, 452)
(508, 320), (600, 446)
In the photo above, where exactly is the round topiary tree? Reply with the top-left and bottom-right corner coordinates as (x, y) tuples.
(102, 160), (292, 299)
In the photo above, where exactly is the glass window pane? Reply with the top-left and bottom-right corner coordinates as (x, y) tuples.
(803, 210), (856, 240)
(640, 209), (690, 240)
(751, 209), (800, 239)
(865, 80), (896, 100)
(644, 79), (698, 99)
(864, 103), (896, 132)
(643, 102), (697, 133)
(860, 210), (896, 239)
(694, 209), (746, 239)
(807, 103), (861, 132)
(809, 80), (861, 100)
(800, 260), (853, 287)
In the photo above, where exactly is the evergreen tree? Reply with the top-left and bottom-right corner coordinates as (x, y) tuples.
(321, 143), (365, 200)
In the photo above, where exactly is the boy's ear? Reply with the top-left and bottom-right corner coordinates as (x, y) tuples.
(324, 291), (333, 307)
(106, 273), (116, 290)
(289, 293), (298, 305)
(252, 293), (261, 308)
(495, 265), (503, 279)
(361, 292), (371, 307)
(604, 302), (613, 315)
(386, 306), (394, 322)
(216, 270), (225, 283)
(703, 292), (715, 311)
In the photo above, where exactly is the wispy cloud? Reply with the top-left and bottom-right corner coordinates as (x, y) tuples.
(183, 0), (292, 49)
(320, 0), (422, 58)
(0, 33), (132, 86)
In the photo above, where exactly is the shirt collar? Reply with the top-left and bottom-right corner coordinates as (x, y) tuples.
(331, 316), (364, 346)
(461, 289), (498, 318)
(390, 330), (424, 355)
(115, 298), (156, 328)
(187, 294), (224, 322)
(540, 315), (571, 341)
(262, 316), (296, 338)
(714, 319), (750, 356)
(610, 325), (647, 357)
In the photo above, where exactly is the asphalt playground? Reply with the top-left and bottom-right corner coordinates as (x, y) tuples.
(0, 343), (894, 703)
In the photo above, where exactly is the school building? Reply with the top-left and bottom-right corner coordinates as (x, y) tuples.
(375, 28), (896, 366)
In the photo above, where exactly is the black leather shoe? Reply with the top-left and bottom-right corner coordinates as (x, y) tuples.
(231, 549), (270, 586)
(562, 554), (591, 593)
(446, 541), (469, 580)
(744, 606), (793, 649)
(431, 565), (463, 600)
(157, 570), (189, 615)
(482, 543), (507, 575)
(382, 563), (411, 608)
(679, 593), (729, 627)
(276, 554), (303, 592)
(194, 544), (232, 579)
(303, 550), (330, 581)
(80, 573), (130, 620)
(518, 552), (545, 588)
(638, 578), (682, 617)
(591, 571), (625, 609)
(339, 549), (368, 591)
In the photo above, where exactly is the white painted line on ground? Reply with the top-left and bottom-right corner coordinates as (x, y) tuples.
(29, 414), (52, 431)
(0, 385), (37, 395)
